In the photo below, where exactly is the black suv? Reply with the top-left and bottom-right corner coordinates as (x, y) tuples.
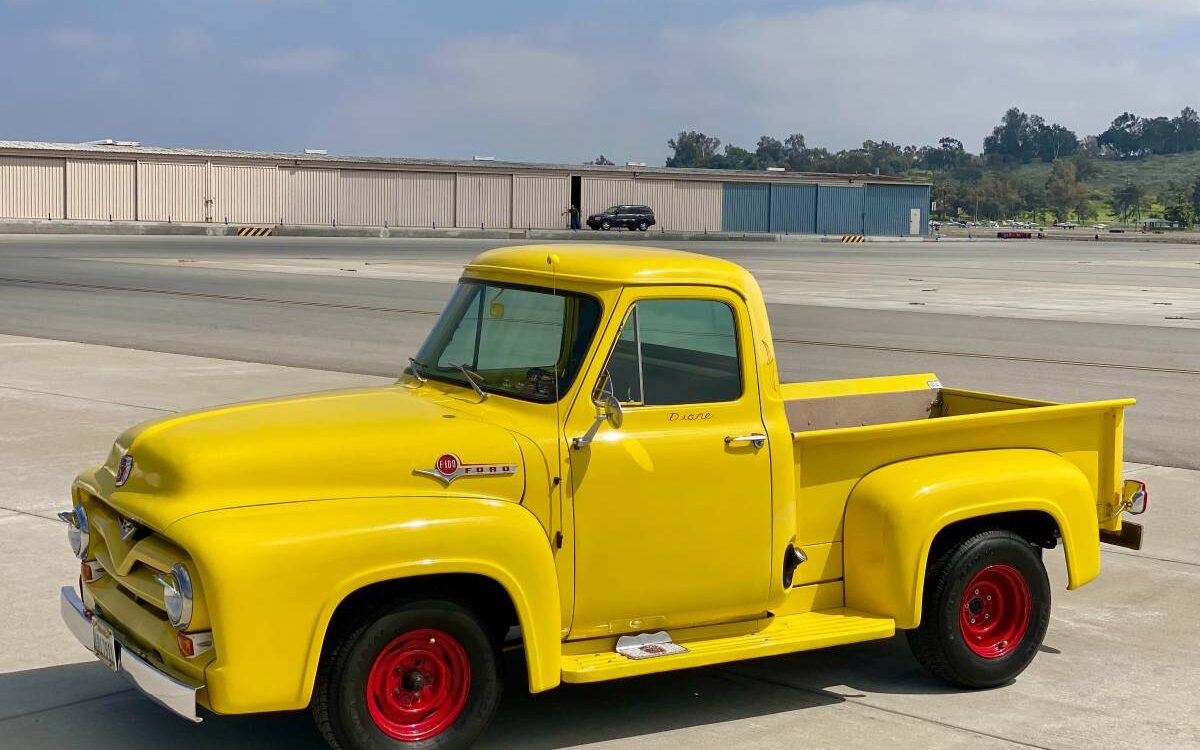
(587, 205), (656, 231)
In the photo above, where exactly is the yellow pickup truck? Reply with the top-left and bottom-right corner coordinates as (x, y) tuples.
(58, 245), (1148, 750)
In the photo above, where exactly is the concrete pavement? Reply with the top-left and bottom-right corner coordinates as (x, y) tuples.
(1, 334), (1194, 749)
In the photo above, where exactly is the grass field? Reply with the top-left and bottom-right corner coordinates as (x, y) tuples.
(1012, 150), (1200, 195)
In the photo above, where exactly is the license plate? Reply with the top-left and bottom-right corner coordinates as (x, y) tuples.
(92, 617), (119, 672)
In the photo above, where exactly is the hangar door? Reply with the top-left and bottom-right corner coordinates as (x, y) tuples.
(722, 183), (770, 232)
(816, 185), (865, 235)
(769, 184), (817, 234)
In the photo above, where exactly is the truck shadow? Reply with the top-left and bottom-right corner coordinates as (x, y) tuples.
(0, 636), (1008, 750)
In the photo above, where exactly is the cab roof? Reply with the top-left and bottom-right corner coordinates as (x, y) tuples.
(464, 244), (758, 296)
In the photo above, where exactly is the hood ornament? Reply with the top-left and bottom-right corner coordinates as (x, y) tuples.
(114, 455), (134, 487)
(415, 453), (518, 486)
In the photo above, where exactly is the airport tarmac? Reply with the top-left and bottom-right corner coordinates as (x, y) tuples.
(1, 235), (1197, 749)
(0, 235), (1197, 467)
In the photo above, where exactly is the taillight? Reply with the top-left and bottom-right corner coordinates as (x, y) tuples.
(1123, 479), (1148, 515)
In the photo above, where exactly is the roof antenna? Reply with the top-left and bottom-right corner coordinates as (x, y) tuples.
(548, 252), (565, 550)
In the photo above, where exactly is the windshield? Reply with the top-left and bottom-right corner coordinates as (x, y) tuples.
(412, 281), (602, 402)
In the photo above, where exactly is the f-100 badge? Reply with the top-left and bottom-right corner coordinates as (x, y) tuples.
(415, 453), (518, 486)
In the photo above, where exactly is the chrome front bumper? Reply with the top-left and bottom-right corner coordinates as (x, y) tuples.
(59, 585), (202, 722)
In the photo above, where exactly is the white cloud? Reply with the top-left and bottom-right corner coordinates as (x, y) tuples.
(288, 0), (1200, 161)
(250, 47), (340, 73)
(48, 28), (129, 52)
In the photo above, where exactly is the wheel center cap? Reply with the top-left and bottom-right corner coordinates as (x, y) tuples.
(401, 670), (426, 691)
(968, 598), (984, 614)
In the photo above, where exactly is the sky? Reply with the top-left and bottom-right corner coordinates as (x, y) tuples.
(2, 0), (1199, 165)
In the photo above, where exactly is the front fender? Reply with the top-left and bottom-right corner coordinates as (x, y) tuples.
(843, 449), (1100, 629)
(165, 496), (560, 714)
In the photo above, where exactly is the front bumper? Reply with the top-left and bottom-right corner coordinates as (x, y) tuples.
(60, 585), (203, 722)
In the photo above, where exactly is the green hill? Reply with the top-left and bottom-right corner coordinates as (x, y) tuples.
(1010, 151), (1200, 196)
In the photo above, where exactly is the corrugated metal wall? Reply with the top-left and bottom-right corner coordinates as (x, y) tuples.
(513, 175), (568, 229)
(722, 183), (770, 232)
(397, 172), (454, 228)
(456, 173), (511, 228)
(582, 178), (722, 231)
(137, 162), (207, 222)
(281, 167), (338, 225)
(65, 160), (135, 220)
(339, 170), (396, 226)
(0, 150), (928, 234)
(816, 185), (865, 235)
(0, 156), (65, 219)
(211, 165), (278, 224)
(865, 183), (929, 236)
(769, 184), (817, 234)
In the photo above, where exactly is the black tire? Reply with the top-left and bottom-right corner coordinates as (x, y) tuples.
(313, 599), (501, 750)
(600, 220), (611, 230)
(906, 530), (1050, 689)
(637, 220), (648, 231)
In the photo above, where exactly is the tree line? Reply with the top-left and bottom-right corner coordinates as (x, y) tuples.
(662, 106), (1200, 226)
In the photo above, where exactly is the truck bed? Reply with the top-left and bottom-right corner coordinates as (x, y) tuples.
(778, 373), (1132, 568)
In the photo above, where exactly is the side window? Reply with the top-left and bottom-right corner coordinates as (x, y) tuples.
(601, 299), (741, 406)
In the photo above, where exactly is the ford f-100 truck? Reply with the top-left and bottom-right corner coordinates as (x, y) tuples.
(58, 244), (1148, 750)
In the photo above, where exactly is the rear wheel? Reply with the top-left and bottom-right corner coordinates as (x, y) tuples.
(637, 220), (649, 231)
(313, 599), (501, 750)
(906, 530), (1050, 688)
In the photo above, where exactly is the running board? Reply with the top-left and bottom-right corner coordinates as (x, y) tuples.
(561, 608), (895, 683)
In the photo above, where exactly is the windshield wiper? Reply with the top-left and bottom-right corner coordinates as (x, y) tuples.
(407, 357), (429, 383)
(451, 363), (488, 401)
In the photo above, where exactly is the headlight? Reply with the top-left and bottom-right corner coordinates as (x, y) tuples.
(58, 505), (90, 560)
(159, 563), (194, 630)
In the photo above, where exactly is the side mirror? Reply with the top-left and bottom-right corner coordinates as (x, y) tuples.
(573, 377), (623, 449)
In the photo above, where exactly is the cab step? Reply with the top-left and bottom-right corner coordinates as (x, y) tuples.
(561, 607), (895, 683)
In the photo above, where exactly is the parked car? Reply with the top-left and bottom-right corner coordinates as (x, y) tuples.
(1093, 224), (1108, 229)
(1053, 222), (1077, 229)
(587, 205), (656, 231)
(58, 244), (1147, 750)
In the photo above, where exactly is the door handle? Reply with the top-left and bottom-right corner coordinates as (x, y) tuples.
(724, 433), (767, 449)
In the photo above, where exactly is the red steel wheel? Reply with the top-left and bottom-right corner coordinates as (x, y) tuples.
(958, 564), (1032, 659)
(907, 530), (1050, 688)
(365, 629), (471, 742)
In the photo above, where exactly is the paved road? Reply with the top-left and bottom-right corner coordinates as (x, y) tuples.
(1, 235), (1198, 467)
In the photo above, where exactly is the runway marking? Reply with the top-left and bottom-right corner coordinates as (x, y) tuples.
(0, 277), (441, 316)
(4, 276), (1196, 375)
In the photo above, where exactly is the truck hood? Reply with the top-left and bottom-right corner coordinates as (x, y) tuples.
(86, 385), (526, 531)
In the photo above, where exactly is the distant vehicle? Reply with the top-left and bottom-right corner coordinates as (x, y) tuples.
(986, 221), (999, 228)
(948, 220), (968, 228)
(928, 220), (942, 229)
(587, 205), (656, 231)
(1054, 222), (1077, 229)
(1093, 224), (1108, 229)
(1109, 228), (1125, 233)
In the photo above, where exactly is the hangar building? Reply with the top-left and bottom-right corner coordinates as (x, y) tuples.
(0, 141), (930, 236)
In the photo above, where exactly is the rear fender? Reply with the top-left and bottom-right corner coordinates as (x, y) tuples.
(166, 495), (561, 714)
(843, 449), (1099, 629)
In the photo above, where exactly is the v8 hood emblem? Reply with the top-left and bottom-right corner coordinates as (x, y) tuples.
(415, 453), (518, 486)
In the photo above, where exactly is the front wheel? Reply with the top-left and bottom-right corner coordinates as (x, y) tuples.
(313, 599), (501, 750)
(906, 529), (1050, 688)
(600, 220), (611, 230)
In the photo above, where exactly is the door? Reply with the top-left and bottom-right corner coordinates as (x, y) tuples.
(910, 207), (922, 236)
(565, 291), (773, 639)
